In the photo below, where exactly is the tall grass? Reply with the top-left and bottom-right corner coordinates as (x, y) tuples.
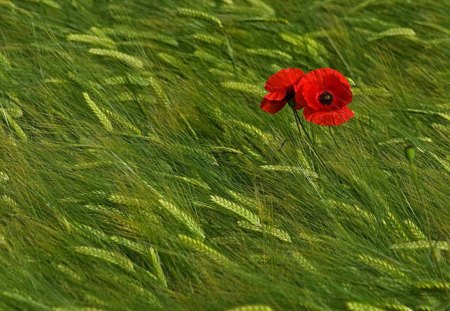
(0, 0), (449, 310)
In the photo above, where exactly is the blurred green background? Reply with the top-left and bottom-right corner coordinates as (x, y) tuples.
(0, 0), (449, 310)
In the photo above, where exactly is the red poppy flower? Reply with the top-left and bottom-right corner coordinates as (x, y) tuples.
(295, 68), (354, 126)
(260, 68), (305, 114)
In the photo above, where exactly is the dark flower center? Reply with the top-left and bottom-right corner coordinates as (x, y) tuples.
(319, 91), (333, 105)
(284, 87), (295, 101)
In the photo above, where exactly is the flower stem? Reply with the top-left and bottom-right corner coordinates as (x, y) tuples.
(293, 109), (312, 143)
(292, 108), (327, 172)
(328, 127), (339, 148)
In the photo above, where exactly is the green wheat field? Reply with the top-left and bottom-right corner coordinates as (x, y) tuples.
(0, 0), (449, 310)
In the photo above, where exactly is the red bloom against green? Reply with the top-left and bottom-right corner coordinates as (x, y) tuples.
(295, 68), (354, 126)
(260, 68), (305, 114)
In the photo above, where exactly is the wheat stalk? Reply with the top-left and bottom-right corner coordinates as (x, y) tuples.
(292, 252), (318, 274)
(298, 231), (323, 244)
(226, 305), (274, 311)
(82, 292), (111, 308)
(0, 98), (23, 117)
(82, 92), (113, 132)
(109, 235), (147, 254)
(241, 17), (288, 24)
(193, 49), (233, 71)
(403, 219), (426, 240)
(226, 190), (256, 208)
(193, 33), (225, 46)
(108, 194), (146, 207)
(241, 146), (266, 162)
(74, 246), (134, 272)
(209, 146), (243, 154)
(0, 171), (9, 182)
(0, 53), (10, 67)
(358, 255), (406, 278)
(89, 48), (144, 69)
(115, 91), (151, 103)
(55, 264), (83, 281)
(147, 76), (171, 108)
(176, 8), (223, 28)
(428, 151), (450, 173)
(384, 210), (409, 242)
(72, 161), (115, 170)
(39, 0), (60, 9)
(326, 199), (377, 224)
(102, 27), (179, 47)
(280, 33), (327, 58)
(227, 120), (273, 144)
(84, 204), (126, 217)
(0, 194), (18, 208)
(104, 73), (157, 88)
(67, 34), (115, 48)
(157, 52), (185, 69)
(178, 234), (231, 265)
(72, 223), (109, 243)
(175, 144), (218, 166)
(404, 109), (450, 122)
(104, 109), (141, 135)
(103, 75), (127, 85)
(208, 68), (235, 78)
(378, 137), (432, 146)
(245, 48), (292, 61)
(210, 195), (260, 225)
(109, 274), (159, 305)
(381, 303), (413, 311)
(1, 291), (51, 310)
(221, 81), (265, 96)
(157, 173), (210, 190)
(55, 307), (107, 311)
(432, 124), (450, 135)
(260, 165), (319, 179)
(346, 302), (385, 311)
(108, 193), (162, 212)
(391, 240), (448, 250)
(149, 247), (167, 288)
(352, 86), (391, 98)
(238, 221), (291, 243)
(67, 72), (100, 94)
(159, 199), (205, 240)
(368, 28), (416, 41)
(177, 111), (198, 140)
(415, 281), (450, 290)
(1, 110), (27, 140)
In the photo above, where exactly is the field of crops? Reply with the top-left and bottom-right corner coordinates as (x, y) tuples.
(0, 0), (449, 310)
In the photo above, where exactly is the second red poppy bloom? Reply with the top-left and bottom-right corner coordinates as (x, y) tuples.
(295, 68), (354, 126)
(260, 68), (305, 114)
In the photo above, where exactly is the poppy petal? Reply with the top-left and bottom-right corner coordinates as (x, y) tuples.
(286, 68), (305, 84)
(323, 70), (352, 107)
(300, 82), (324, 111)
(298, 68), (353, 110)
(294, 100), (306, 110)
(265, 68), (305, 92)
(264, 90), (286, 101)
(303, 106), (354, 126)
(299, 68), (326, 90)
(294, 83), (307, 109)
(260, 98), (287, 114)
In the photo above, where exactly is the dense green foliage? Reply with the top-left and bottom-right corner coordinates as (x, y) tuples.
(0, 0), (449, 310)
